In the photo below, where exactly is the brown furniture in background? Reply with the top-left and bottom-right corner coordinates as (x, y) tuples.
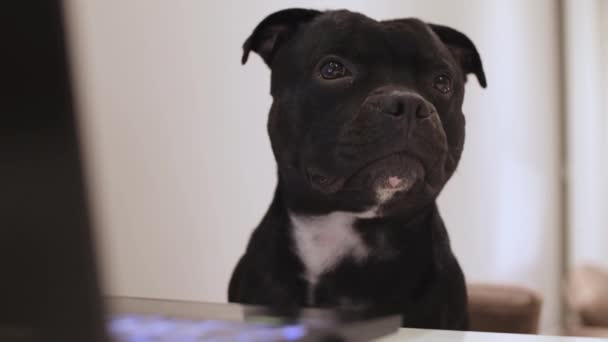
(467, 283), (542, 334)
(565, 265), (608, 337)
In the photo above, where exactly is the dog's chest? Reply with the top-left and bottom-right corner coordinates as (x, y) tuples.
(290, 212), (373, 286)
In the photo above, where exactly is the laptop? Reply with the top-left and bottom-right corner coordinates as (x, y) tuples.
(0, 1), (401, 341)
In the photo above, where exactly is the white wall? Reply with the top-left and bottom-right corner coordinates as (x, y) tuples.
(563, 0), (608, 270)
(65, 0), (562, 333)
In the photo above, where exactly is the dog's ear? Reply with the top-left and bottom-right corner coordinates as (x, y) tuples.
(242, 8), (322, 66)
(428, 23), (487, 88)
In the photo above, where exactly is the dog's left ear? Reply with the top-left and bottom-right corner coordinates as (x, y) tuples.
(242, 8), (322, 66)
(428, 24), (487, 88)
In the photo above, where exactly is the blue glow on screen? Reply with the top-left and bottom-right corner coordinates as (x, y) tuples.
(281, 325), (307, 340)
(109, 314), (309, 341)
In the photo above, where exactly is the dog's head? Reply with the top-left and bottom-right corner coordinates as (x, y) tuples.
(243, 9), (486, 217)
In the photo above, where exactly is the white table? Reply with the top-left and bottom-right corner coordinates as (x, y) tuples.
(379, 328), (607, 342)
(108, 297), (607, 341)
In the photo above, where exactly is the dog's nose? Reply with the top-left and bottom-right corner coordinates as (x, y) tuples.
(379, 92), (430, 119)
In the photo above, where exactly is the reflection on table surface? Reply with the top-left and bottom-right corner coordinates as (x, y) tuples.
(378, 328), (608, 342)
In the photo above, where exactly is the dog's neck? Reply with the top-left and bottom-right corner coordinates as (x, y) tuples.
(288, 210), (375, 288)
(287, 201), (436, 304)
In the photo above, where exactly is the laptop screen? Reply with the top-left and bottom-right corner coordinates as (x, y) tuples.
(1, 1), (107, 341)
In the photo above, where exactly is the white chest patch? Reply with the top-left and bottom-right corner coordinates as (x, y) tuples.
(290, 210), (376, 287)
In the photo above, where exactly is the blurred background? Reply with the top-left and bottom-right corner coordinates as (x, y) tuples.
(63, 0), (607, 336)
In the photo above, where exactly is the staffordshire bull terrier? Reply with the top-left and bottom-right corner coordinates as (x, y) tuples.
(228, 8), (486, 330)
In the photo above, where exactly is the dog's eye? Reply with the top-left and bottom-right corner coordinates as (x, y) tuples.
(433, 75), (452, 94)
(320, 61), (349, 80)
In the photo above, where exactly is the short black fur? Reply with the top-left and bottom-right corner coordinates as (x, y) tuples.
(229, 8), (486, 330)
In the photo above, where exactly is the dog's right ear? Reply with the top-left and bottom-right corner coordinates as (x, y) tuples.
(242, 8), (322, 66)
(428, 23), (487, 88)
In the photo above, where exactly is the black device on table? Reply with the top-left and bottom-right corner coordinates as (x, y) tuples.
(0, 1), (401, 341)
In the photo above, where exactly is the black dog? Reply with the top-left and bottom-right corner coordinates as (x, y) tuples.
(228, 8), (486, 330)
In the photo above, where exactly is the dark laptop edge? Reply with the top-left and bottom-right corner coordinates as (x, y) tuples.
(1, 1), (107, 341)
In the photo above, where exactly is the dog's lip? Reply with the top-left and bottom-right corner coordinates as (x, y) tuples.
(345, 151), (411, 179)
(306, 168), (346, 194)
(306, 151), (425, 194)
(341, 151), (424, 191)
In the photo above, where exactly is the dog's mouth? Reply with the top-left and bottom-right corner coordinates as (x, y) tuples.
(306, 153), (425, 197)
